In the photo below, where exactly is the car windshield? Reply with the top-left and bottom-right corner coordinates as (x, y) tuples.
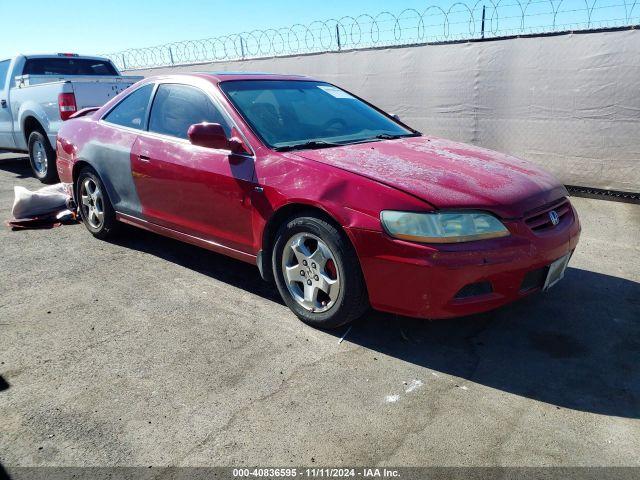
(219, 80), (418, 150)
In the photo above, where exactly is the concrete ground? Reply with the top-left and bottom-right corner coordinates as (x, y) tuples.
(0, 152), (639, 468)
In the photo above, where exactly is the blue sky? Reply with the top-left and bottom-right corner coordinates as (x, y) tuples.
(2, 0), (431, 58)
(1, 0), (634, 60)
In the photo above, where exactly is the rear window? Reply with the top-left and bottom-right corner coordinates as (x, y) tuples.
(23, 58), (118, 76)
(103, 84), (154, 130)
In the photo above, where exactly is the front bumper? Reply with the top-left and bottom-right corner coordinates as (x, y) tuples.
(347, 203), (581, 319)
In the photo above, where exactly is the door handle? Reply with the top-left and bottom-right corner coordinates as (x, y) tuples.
(0, 100), (6, 108)
(138, 154), (150, 162)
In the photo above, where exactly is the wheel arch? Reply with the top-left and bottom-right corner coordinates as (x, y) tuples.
(22, 116), (45, 143)
(18, 102), (50, 148)
(71, 160), (94, 202)
(258, 202), (358, 283)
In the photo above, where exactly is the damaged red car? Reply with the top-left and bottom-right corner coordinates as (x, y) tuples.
(56, 73), (580, 328)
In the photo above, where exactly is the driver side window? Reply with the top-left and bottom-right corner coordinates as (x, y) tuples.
(148, 84), (231, 140)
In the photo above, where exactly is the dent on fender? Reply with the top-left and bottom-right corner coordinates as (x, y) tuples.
(252, 152), (430, 236)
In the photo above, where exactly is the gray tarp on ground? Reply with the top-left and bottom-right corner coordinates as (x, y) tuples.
(130, 29), (640, 193)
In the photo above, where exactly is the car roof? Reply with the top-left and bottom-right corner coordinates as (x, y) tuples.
(180, 72), (317, 83)
(18, 54), (112, 61)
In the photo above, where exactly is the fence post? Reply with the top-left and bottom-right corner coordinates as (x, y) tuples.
(121, 54), (126, 70)
(169, 47), (175, 65)
(481, 5), (486, 39)
(240, 37), (246, 60)
(336, 24), (342, 51)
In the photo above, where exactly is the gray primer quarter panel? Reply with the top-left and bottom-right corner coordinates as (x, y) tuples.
(81, 138), (142, 217)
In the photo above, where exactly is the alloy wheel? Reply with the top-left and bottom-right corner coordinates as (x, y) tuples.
(80, 178), (105, 229)
(281, 232), (341, 313)
(32, 140), (47, 176)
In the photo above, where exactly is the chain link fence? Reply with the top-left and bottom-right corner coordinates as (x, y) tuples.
(101, 0), (640, 70)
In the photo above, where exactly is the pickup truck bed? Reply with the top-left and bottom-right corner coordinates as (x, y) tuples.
(0, 54), (142, 182)
(10, 77), (138, 149)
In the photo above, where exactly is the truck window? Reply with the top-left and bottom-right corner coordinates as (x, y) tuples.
(103, 84), (154, 130)
(0, 60), (9, 89)
(22, 58), (118, 76)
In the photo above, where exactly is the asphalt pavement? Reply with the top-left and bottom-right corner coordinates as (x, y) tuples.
(1, 152), (639, 467)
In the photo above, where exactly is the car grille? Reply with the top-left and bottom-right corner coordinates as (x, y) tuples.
(524, 197), (572, 232)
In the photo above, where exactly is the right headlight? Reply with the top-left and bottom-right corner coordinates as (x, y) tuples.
(380, 210), (510, 243)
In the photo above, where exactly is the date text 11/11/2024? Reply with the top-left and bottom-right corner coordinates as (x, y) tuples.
(232, 467), (401, 477)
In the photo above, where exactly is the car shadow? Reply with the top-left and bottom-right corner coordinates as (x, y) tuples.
(0, 376), (10, 478)
(339, 267), (640, 419)
(0, 375), (9, 392)
(110, 228), (640, 419)
(110, 226), (284, 305)
(0, 155), (30, 180)
(0, 462), (10, 480)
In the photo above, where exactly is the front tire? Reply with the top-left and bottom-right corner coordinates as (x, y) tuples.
(77, 168), (119, 240)
(272, 213), (368, 329)
(28, 131), (58, 184)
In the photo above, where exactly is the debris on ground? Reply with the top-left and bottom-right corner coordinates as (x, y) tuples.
(8, 184), (77, 230)
(404, 379), (424, 393)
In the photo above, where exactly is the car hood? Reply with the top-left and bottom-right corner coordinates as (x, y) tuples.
(292, 136), (567, 218)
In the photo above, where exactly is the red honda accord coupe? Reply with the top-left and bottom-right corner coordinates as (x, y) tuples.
(56, 73), (580, 328)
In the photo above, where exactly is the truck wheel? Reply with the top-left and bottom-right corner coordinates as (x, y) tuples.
(77, 168), (119, 240)
(28, 131), (59, 184)
(272, 213), (369, 329)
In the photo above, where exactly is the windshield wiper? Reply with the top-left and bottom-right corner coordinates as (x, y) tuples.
(373, 132), (421, 140)
(374, 133), (404, 140)
(274, 140), (342, 152)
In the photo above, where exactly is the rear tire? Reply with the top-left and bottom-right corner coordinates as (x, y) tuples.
(77, 168), (119, 240)
(28, 130), (58, 184)
(272, 213), (368, 329)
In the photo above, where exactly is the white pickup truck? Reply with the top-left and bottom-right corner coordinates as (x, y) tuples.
(0, 53), (142, 182)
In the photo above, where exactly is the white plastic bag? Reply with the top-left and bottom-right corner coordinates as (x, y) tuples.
(11, 184), (70, 219)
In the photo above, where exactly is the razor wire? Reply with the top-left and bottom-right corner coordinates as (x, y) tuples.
(101, 0), (640, 70)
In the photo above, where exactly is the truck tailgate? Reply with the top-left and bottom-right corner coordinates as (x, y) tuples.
(70, 78), (142, 109)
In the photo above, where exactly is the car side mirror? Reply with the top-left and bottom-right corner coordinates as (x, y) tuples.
(188, 123), (229, 150)
(188, 123), (251, 155)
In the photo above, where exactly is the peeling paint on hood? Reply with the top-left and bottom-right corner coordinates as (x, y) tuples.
(293, 136), (567, 218)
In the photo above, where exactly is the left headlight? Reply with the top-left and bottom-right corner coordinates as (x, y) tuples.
(380, 210), (510, 243)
